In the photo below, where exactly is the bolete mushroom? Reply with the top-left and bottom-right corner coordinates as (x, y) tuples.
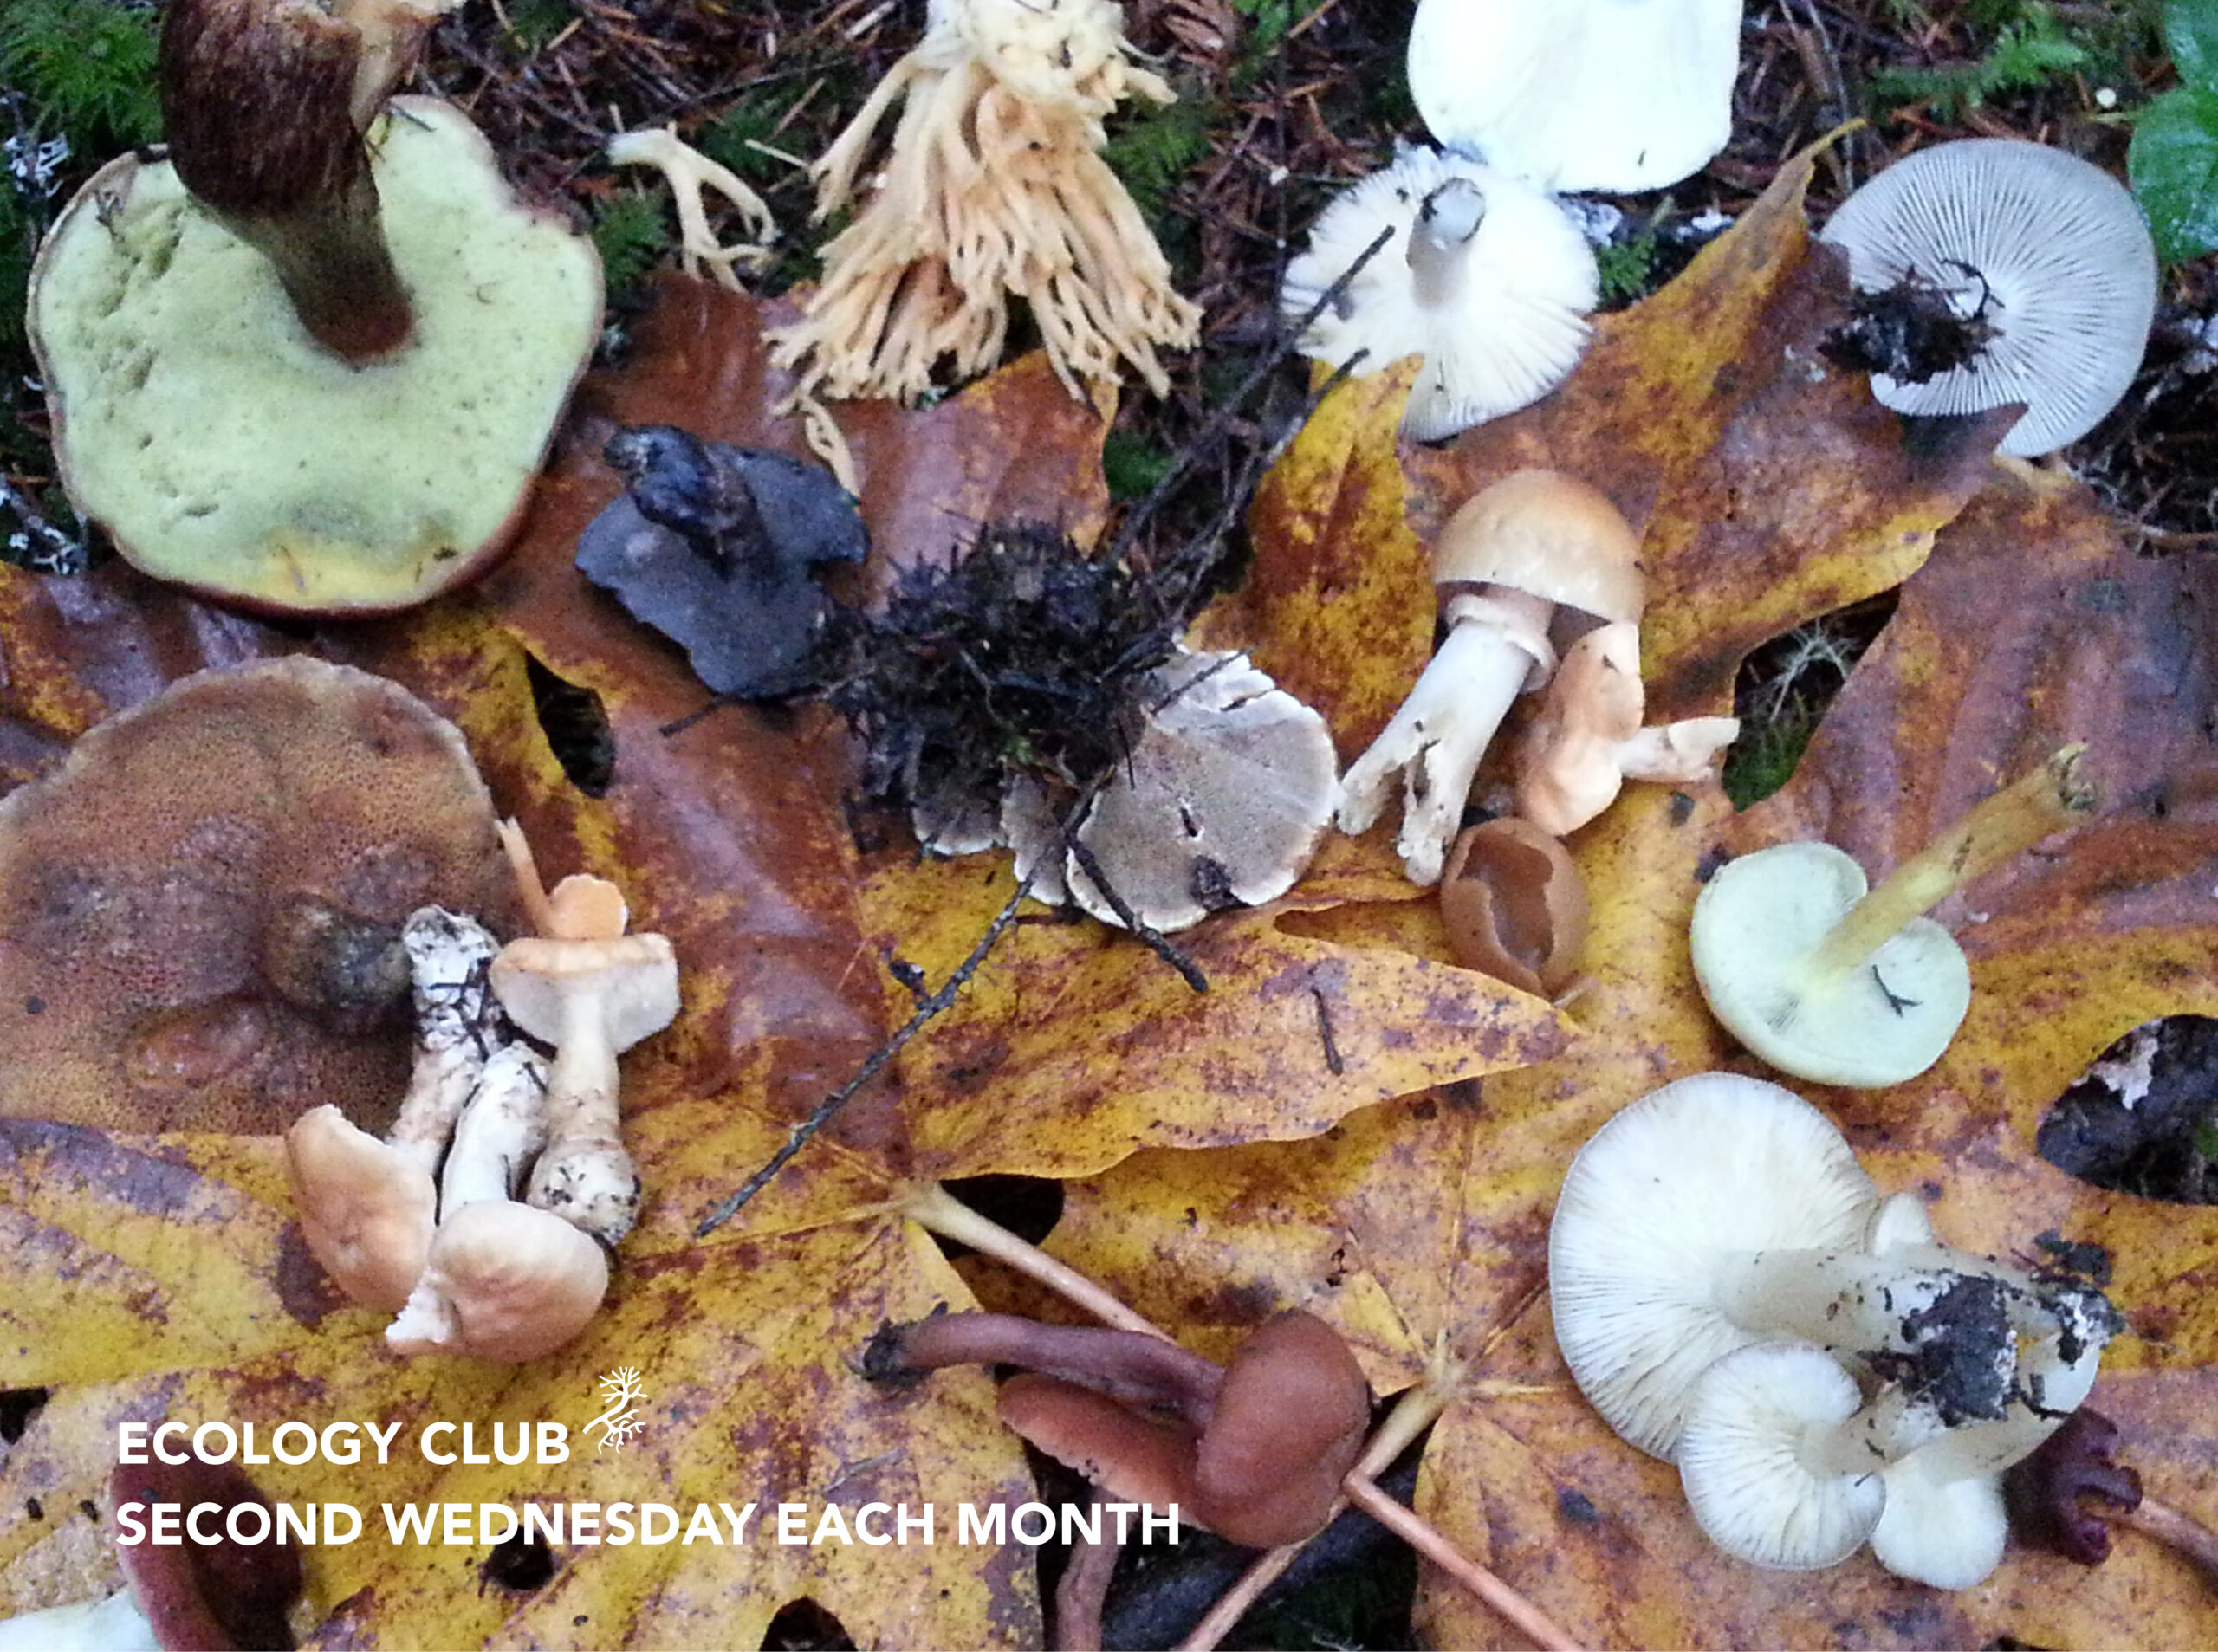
(1818, 139), (2157, 457)
(1337, 470), (1646, 884)
(1689, 745), (2098, 1087)
(27, 0), (602, 612)
(0, 659), (516, 1133)
(1281, 147), (1598, 440)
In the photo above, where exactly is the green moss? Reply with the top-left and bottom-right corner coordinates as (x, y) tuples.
(590, 191), (674, 303)
(1722, 703), (1821, 809)
(1102, 429), (1175, 502)
(1103, 94), (1215, 224)
(497, 0), (576, 55)
(1595, 227), (1659, 308)
(0, 0), (161, 150)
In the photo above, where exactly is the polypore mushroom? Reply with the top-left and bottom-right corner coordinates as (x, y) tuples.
(1281, 147), (1598, 440)
(1514, 621), (1739, 836)
(1437, 818), (1589, 997)
(1818, 139), (2157, 457)
(0, 659), (516, 1133)
(1064, 651), (1338, 934)
(1690, 745), (2098, 1087)
(489, 824), (679, 1246)
(386, 1041), (610, 1362)
(1406, 0), (1742, 193)
(27, 0), (601, 612)
(766, 0), (1200, 457)
(1337, 470), (1646, 885)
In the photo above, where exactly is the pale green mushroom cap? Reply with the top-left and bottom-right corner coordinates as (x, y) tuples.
(29, 97), (601, 614)
(1689, 841), (1972, 1088)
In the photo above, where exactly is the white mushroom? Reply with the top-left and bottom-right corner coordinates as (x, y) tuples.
(1282, 146), (1597, 440)
(1406, 0), (1742, 193)
(1819, 139), (2158, 457)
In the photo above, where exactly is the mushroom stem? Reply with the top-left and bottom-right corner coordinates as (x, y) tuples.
(385, 907), (507, 1175)
(872, 1312), (1225, 1421)
(1406, 178), (1484, 308)
(1054, 1510), (1123, 1652)
(2123, 1494), (2218, 1590)
(1336, 589), (1554, 886)
(898, 1182), (1164, 1338)
(438, 1043), (548, 1212)
(1805, 745), (2095, 985)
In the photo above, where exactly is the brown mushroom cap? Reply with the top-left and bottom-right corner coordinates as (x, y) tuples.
(0, 658), (516, 1132)
(1431, 470), (1646, 625)
(997, 1374), (1202, 1513)
(386, 1200), (610, 1364)
(490, 932), (679, 1054)
(283, 1104), (436, 1312)
(1190, 1312), (1372, 1548)
(109, 1459), (303, 1651)
(1438, 818), (1591, 996)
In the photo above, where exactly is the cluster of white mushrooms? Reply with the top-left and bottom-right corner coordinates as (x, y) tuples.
(285, 825), (678, 1364)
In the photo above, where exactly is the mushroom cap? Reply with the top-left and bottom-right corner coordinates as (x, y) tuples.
(1548, 1072), (1881, 1459)
(27, 97), (601, 614)
(490, 932), (680, 1054)
(109, 1459), (304, 1650)
(1066, 651), (1337, 935)
(1818, 139), (2157, 458)
(0, 658), (515, 1132)
(1432, 470), (1646, 623)
(385, 1199), (610, 1363)
(1408, 0), (1741, 193)
(1513, 620), (1646, 835)
(1438, 817), (1590, 997)
(283, 1104), (438, 1312)
(1867, 1460), (2009, 1590)
(1281, 147), (1597, 441)
(1675, 1341), (1888, 1571)
(1689, 841), (1973, 1087)
(996, 1373), (1201, 1513)
(1190, 1312), (1372, 1549)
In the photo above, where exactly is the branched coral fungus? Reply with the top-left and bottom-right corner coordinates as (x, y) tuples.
(769, 0), (1201, 422)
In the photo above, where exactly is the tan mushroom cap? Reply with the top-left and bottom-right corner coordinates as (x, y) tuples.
(283, 1105), (436, 1312)
(1431, 470), (1646, 625)
(490, 932), (679, 1053)
(385, 1200), (609, 1364)
(997, 1374), (1201, 1513)
(1190, 1312), (1372, 1548)
(0, 658), (516, 1132)
(1438, 818), (1590, 997)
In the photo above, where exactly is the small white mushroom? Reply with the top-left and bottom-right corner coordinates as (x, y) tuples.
(603, 125), (775, 290)
(1281, 146), (1598, 441)
(1819, 139), (2158, 457)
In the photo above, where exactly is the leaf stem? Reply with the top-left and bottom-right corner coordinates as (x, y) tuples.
(898, 1182), (1164, 1338)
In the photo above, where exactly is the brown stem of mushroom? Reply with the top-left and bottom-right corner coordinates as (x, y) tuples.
(876, 1312), (1223, 1420)
(2122, 1493), (2218, 1590)
(1054, 1509), (1122, 1652)
(1805, 744), (2095, 984)
(898, 1182), (1164, 1338)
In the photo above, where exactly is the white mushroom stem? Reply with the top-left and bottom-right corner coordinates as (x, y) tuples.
(1617, 719), (1742, 783)
(525, 981), (638, 1241)
(604, 125), (775, 290)
(0, 1589), (155, 1651)
(438, 1043), (549, 1213)
(385, 906), (507, 1175)
(1803, 744), (2094, 988)
(1335, 587), (1554, 885)
(1407, 178), (1484, 308)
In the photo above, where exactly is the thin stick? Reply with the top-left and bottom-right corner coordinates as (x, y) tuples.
(2122, 1493), (2218, 1589)
(1066, 835), (1209, 994)
(1339, 1480), (1580, 1652)
(895, 1183), (1165, 1338)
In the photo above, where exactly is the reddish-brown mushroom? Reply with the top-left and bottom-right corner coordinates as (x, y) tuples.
(109, 1459), (304, 1649)
(1438, 818), (1590, 997)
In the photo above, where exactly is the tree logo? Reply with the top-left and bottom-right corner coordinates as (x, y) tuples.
(583, 1368), (648, 1454)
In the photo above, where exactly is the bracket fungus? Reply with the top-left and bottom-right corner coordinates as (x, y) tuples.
(1550, 1072), (2122, 1586)
(766, 0), (1200, 430)
(1337, 470), (1646, 885)
(27, 0), (601, 612)
(1406, 0), (1741, 193)
(1691, 745), (2098, 1087)
(0, 659), (515, 1134)
(1281, 147), (1597, 440)
(1819, 139), (2157, 458)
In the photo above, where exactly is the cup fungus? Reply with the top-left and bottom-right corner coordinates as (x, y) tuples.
(766, 0), (1200, 437)
(27, 0), (602, 613)
(1550, 1072), (2122, 1586)
(1690, 745), (2098, 1087)
(1406, 0), (1741, 193)
(0, 659), (516, 1134)
(1437, 818), (1589, 999)
(1281, 147), (1598, 440)
(1818, 139), (2157, 458)
(1337, 470), (1646, 885)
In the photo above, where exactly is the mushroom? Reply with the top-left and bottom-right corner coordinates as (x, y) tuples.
(488, 823), (679, 1246)
(1336, 470), (1646, 885)
(603, 125), (775, 291)
(1689, 745), (2098, 1087)
(765, 0), (1200, 454)
(2006, 1407), (2218, 1586)
(386, 1042), (610, 1363)
(1064, 650), (1339, 934)
(26, 0), (601, 612)
(1818, 139), (2157, 457)
(1281, 147), (1598, 440)
(1406, 0), (1742, 193)
(1437, 818), (1589, 997)
(1513, 621), (1739, 837)
(0, 659), (516, 1134)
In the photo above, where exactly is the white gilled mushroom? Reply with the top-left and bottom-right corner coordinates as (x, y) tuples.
(1065, 651), (1338, 934)
(490, 824), (678, 1246)
(1406, 0), (1742, 193)
(1690, 745), (2098, 1087)
(283, 907), (509, 1312)
(1819, 139), (2158, 457)
(1281, 147), (1598, 440)
(1337, 470), (1645, 885)
(1514, 622), (1739, 836)
(387, 1043), (610, 1364)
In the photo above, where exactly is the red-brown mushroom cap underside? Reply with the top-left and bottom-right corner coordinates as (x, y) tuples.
(0, 658), (515, 1132)
(997, 1373), (1202, 1513)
